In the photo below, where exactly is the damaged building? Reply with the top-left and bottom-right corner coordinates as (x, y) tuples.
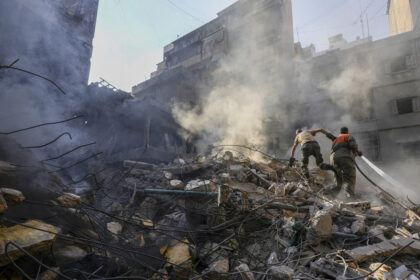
(134, 0), (420, 167)
(0, 0), (420, 279)
(132, 0), (294, 111)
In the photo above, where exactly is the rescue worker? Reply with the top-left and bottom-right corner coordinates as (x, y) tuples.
(321, 127), (363, 198)
(289, 128), (337, 178)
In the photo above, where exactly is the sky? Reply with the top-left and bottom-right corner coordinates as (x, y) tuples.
(89, 0), (390, 92)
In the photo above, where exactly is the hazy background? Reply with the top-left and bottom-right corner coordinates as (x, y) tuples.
(89, 0), (390, 92)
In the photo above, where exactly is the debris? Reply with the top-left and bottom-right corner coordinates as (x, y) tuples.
(311, 208), (333, 237)
(0, 220), (59, 266)
(369, 262), (392, 280)
(56, 192), (81, 207)
(0, 187), (24, 205)
(342, 237), (420, 263)
(54, 245), (87, 265)
(268, 265), (294, 280)
(123, 160), (156, 170)
(235, 263), (255, 280)
(106, 221), (123, 235)
(164, 239), (192, 266)
(169, 179), (184, 190)
(351, 215), (366, 234)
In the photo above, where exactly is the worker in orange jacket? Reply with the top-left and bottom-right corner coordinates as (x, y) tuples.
(322, 127), (363, 197)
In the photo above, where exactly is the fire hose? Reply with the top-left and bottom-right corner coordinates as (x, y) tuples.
(356, 156), (420, 220)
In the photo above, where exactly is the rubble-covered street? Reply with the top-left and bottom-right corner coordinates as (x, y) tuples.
(1, 147), (419, 279)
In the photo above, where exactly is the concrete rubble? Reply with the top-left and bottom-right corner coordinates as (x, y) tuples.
(0, 151), (419, 279)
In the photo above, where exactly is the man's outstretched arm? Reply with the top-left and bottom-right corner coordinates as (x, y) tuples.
(290, 142), (298, 159)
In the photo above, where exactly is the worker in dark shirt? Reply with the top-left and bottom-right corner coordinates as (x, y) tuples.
(290, 129), (337, 178)
(321, 127), (363, 197)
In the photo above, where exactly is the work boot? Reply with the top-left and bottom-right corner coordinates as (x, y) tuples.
(320, 163), (340, 177)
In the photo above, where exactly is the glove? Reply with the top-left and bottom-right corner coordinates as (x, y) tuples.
(288, 157), (296, 167)
(357, 151), (363, 157)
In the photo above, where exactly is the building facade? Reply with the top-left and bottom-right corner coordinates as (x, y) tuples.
(132, 0), (294, 112)
(0, 0), (99, 92)
(387, 0), (420, 35)
(296, 30), (420, 163)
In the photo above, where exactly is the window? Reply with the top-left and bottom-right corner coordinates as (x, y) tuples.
(390, 54), (416, 73)
(392, 97), (420, 115)
(396, 98), (414, 114)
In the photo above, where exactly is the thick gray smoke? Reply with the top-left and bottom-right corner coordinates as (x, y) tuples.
(0, 1), (103, 179)
(172, 0), (294, 158)
(170, 1), (420, 202)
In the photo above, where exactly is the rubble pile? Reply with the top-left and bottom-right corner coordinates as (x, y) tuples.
(0, 149), (420, 279)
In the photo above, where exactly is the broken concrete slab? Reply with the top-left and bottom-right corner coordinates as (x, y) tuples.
(342, 237), (420, 263)
(0, 220), (59, 266)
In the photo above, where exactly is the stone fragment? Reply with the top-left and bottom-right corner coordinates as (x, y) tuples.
(351, 215), (366, 235)
(219, 173), (231, 183)
(56, 193), (81, 208)
(235, 263), (255, 280)
(369, 206), (384, 215)
(164, 239), (191, 266)
(107, 221), (122, 235)
(0, 187), (24, 205)
(169, 179), (184, 190)
(208, 257), (229, 274)
(268, 265), (294, 280)
(173, 158), (186, 165)
(0, 220), (59, 266)
(267, 252), (279, 265)
(39, 267), (60, 280)
(405, 218), (420, 232)
(54, 245), (87, 265)
(185, 179), (212, 191)
(163, 171), (172, 180)
(391, 265), (419, 280)
(311, 209), (332, 237)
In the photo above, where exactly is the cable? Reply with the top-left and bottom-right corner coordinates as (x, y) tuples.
(0, 115), (83, 135)
(166, 0), (205, 24)
(48, 152), (103, 173)
(41, 142), (96, 162)
(5, 241), (73, 280)
(23, 132), (72, 149)
(0, 64), (66, 95)
(297, 0), (347, 29)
